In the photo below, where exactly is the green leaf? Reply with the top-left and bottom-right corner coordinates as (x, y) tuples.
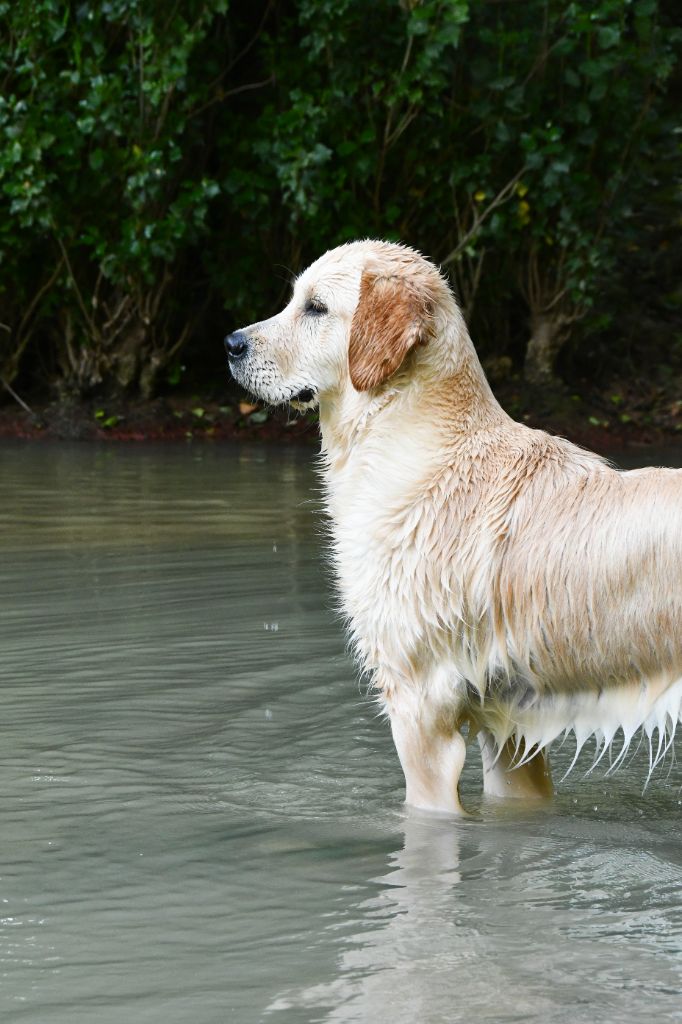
(248, 410), (269, 425)
(597, 26), (620, 50)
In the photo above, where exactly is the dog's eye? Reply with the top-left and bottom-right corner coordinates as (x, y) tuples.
(305, 297), (328, 316)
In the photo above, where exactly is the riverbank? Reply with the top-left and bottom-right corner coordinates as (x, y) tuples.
(0, 393), (319, 444)
(0, 379), (679, 452)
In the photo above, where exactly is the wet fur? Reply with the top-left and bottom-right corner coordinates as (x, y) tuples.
(229, 240), (682, 814)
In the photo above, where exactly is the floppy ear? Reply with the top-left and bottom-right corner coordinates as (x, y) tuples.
(349, 270), (433, 391)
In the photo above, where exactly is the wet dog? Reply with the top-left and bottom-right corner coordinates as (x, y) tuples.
(226, 240), (682, 813)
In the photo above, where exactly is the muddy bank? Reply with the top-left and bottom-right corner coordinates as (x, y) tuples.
(0, 394), (319, 445)
(0, 380), (679, 453)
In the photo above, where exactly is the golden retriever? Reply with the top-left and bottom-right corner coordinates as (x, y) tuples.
(225, 240), (682, 814)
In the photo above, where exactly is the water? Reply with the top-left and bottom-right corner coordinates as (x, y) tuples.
(1, 440), (681, 1024)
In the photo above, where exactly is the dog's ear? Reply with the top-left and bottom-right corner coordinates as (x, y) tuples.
(349, 270), (433, 391)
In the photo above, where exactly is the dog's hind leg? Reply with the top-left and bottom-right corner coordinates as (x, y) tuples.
(478, 730), (553, 800)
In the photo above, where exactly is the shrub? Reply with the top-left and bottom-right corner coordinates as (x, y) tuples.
(0, 0), (231, 396)
(0, 0), (678, 399)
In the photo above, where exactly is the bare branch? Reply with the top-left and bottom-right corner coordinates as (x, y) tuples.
(441, 167), (525, 267)
(187, 76), (274, 121)
(1, 376), (39, 420)
(17, 255), (66, 342)
(52, 231), (101, 343)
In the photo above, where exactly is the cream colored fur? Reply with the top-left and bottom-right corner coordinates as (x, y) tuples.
(228, 240), (682, 814)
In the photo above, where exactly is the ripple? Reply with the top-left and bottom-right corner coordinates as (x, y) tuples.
(1, 441), (682, 1023)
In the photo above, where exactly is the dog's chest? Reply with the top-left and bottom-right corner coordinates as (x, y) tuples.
(323, 459), (470, 669)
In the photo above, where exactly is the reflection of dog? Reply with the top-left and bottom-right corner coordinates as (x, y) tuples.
(226, 240), (682, 814)
(266, 814), (465, 1018)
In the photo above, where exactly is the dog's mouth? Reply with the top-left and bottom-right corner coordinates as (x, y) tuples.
(291, 387), (315, 403)
(289, 387), (318, 409)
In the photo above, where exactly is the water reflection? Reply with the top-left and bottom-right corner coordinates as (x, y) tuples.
(266, 796), (682, 1024)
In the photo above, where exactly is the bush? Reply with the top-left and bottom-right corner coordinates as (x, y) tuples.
(0, 0), (231, 396)
(0, 0), (679, 399)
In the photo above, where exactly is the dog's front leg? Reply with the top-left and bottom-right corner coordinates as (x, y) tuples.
(387, 698), (467, 815)
(478, 730), (553, 801)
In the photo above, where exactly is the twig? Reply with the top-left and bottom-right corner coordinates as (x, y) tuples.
(441, 167), (525, 267)
(52, 230), (100, 342)
(186, 0), (275, 118)
(374, 31), (416, 211)
(1, 376), (39, 421)
(187, 76), (274, 120)
(17, 256), (65, 341)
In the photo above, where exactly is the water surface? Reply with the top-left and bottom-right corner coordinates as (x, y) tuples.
(1, 441), (681, 1023)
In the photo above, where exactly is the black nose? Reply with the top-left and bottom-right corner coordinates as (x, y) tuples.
(224, 330), (249, 359)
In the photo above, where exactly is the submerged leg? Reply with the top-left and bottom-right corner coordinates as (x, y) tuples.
(479, 730), (553, 800)
(388, 701), (467, 815)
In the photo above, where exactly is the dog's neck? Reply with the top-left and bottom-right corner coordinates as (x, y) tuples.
(318, 340), (508, 471)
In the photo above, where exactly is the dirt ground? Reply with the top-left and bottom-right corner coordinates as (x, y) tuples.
(0, 378), (679, 453)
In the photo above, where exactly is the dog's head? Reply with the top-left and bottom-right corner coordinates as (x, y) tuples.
(225, 240), (462, 410)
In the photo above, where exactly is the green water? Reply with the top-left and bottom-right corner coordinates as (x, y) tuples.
(1, 441), (681, 1023)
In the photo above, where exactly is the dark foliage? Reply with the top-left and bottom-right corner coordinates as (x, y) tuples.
(0, 0), (680, 404)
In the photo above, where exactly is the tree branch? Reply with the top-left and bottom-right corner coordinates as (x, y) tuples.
(441, 167), (525, 267)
